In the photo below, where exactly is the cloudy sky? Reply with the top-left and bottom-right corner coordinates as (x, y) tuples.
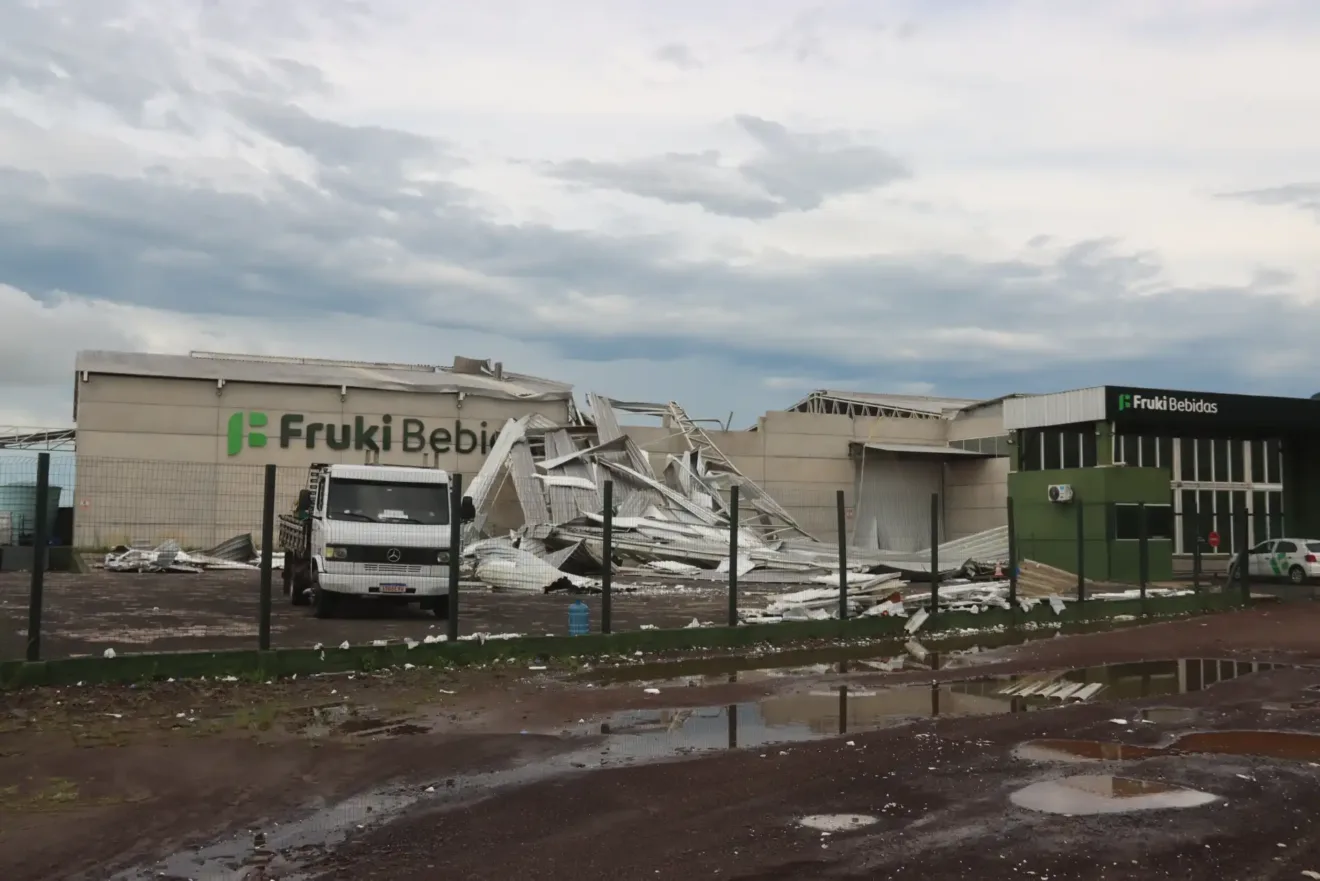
(2, 0), (1319, 431)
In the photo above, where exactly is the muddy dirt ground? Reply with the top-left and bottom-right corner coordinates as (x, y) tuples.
(0, 570), (777, 660)
(4, 602), (1320, 880)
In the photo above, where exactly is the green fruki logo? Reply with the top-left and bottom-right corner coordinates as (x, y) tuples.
(227, 412), (269, 456)
(1118, 394), (1132, 411)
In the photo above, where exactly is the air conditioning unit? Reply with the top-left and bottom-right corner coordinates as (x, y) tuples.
(1047, 484), (1075, 503)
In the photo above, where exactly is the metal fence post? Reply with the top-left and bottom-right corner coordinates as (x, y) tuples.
(1076, 502), (1086, 603)
(837, 490), (849, 620)
(1191, 495), (1201, 593)
(1238, 503), (1251, 603)
(258, 463), (276, 651)
(727, 485), (740, 627)
(1138, 502), (1149, 602)
(929, 492), (939, 614)
(25, 452), (50, 663)
(1006, 497), (1018, 610)
(601, 480), (613, 635)
(447, 474), (463, 641)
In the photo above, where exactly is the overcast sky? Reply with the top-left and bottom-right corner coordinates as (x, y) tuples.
(2, 0), (1319, 431)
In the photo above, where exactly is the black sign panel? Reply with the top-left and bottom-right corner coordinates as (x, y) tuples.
(1107, 386), (1320, 435)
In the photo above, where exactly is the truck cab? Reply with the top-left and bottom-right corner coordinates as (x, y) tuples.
(280, 462), (476, 618)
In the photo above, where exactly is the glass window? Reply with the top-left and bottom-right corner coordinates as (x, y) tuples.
(1306, 542), (1320, 553)
(325, 479), (450, 525)
(1179, 438), (1196, 481)
(1157, 436), (1173, 471)
(1115, 504), (1173, 540)
(1252, 490), (1268, 547)
(1266, 490), (1284, 538)
(1250, 540), (1274, 554)
(1019, 430), (1040, 471)
(1212, 440), (1229, 484)
(1062, 430), (1081, 469)
(1179, 490), (1201, 553)
(1265, 439), (1281, 483)
(1250, 440), (1266, 483)
(1140, 435), (1156, 468)
(1214, 490), (1231, 549)
(1042, 429), (1062, 470)
(1196, 439), (1213, 482)
(1228, 440), (1243, 483)
(1082, 431), (1097, 468)
(1276, 540), (1299, 554)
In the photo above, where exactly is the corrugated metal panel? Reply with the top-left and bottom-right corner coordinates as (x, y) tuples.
(862, 442), (989, 457)
(1003, 387), (1106, 430)
(852, 456), (943, 553)
(74, 350), (573, 401)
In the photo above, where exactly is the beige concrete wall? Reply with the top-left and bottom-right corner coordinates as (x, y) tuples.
(622, 412), (953, 545)
(944, 457), (1010, 539)
(947, 401), (1006, 442)
(73, 374), (570, 547)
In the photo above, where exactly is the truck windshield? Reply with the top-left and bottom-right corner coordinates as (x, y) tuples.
(325, 480), (449, 525)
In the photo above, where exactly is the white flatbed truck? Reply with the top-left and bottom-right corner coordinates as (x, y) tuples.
(279, 462), (475, 618)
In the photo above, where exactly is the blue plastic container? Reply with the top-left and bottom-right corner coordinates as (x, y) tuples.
(568, 600), (590, 636)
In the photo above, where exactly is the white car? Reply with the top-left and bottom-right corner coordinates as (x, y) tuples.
(1229, 537), (1320, 585)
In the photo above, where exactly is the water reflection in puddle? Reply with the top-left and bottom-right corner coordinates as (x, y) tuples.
(585, 679), (1022, 757)
(1011, 775), (1219, 815)
(1018, 730), (1320, 764)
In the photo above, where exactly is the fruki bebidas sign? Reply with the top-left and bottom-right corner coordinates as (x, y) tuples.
(226, 412), (500, 457)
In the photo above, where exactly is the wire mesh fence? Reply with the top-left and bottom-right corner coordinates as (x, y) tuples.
(5, 454), (1281, 664)
(2, 462), (954, 660)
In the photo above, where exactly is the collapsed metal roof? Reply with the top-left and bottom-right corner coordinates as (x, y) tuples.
(74, 350), (575, 402)
(786, 389), (986, 420)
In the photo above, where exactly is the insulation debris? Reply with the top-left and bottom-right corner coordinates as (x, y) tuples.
(101, 534), (282, 573)
(461, 395), (1012, 595)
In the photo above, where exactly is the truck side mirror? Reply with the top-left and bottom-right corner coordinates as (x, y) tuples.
(296, 489), (312, 514)
(459, 496), (477, 523)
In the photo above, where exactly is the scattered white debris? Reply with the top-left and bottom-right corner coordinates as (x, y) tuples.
(371, 639), (387, 647)
(643, 687), (661, 695)
(797, 814), (879, 832)
(529, 665), (547, 671)
(905, 607), (929, 634)
(339, 641), (350, 650)
(103, 648), (116, 659)
(404, 638), (419, 650)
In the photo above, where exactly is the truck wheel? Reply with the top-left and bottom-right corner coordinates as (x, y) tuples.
(1289, 565), (1307, 585)
(313, 583), (338, 619)
(433, 600), (450, 619)
(291, 573), (311, 607)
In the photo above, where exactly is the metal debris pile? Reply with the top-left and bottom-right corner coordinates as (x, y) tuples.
(462, 395), (1012, 594)
(736, 556), (1195, 625)
(101, 533), (284, 574)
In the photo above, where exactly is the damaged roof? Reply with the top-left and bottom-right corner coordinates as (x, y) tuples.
(74, 350), (575, 402)
(787, 389), (986, 418)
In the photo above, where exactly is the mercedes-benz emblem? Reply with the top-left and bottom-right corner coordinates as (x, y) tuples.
(386, 548), (402, 563)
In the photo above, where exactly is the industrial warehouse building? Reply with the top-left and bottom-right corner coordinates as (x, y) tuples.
(67, 351), (1009, 549)
(66, 350), (1320, 579)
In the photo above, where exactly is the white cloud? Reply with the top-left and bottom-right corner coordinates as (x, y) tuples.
(1, 0), (1319, 433)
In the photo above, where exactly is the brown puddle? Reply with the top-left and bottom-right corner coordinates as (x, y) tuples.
(1018, 730), (1320, 763)
(1011, 774), (1219, 815)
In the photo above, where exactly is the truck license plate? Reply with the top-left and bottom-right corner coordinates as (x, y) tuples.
(379, 583), (407, 594)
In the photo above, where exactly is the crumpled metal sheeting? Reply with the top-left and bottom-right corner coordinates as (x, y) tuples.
(466, 537), (599, 594)
(543, 429), (603, 522)
(102, 535), (276, 573)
